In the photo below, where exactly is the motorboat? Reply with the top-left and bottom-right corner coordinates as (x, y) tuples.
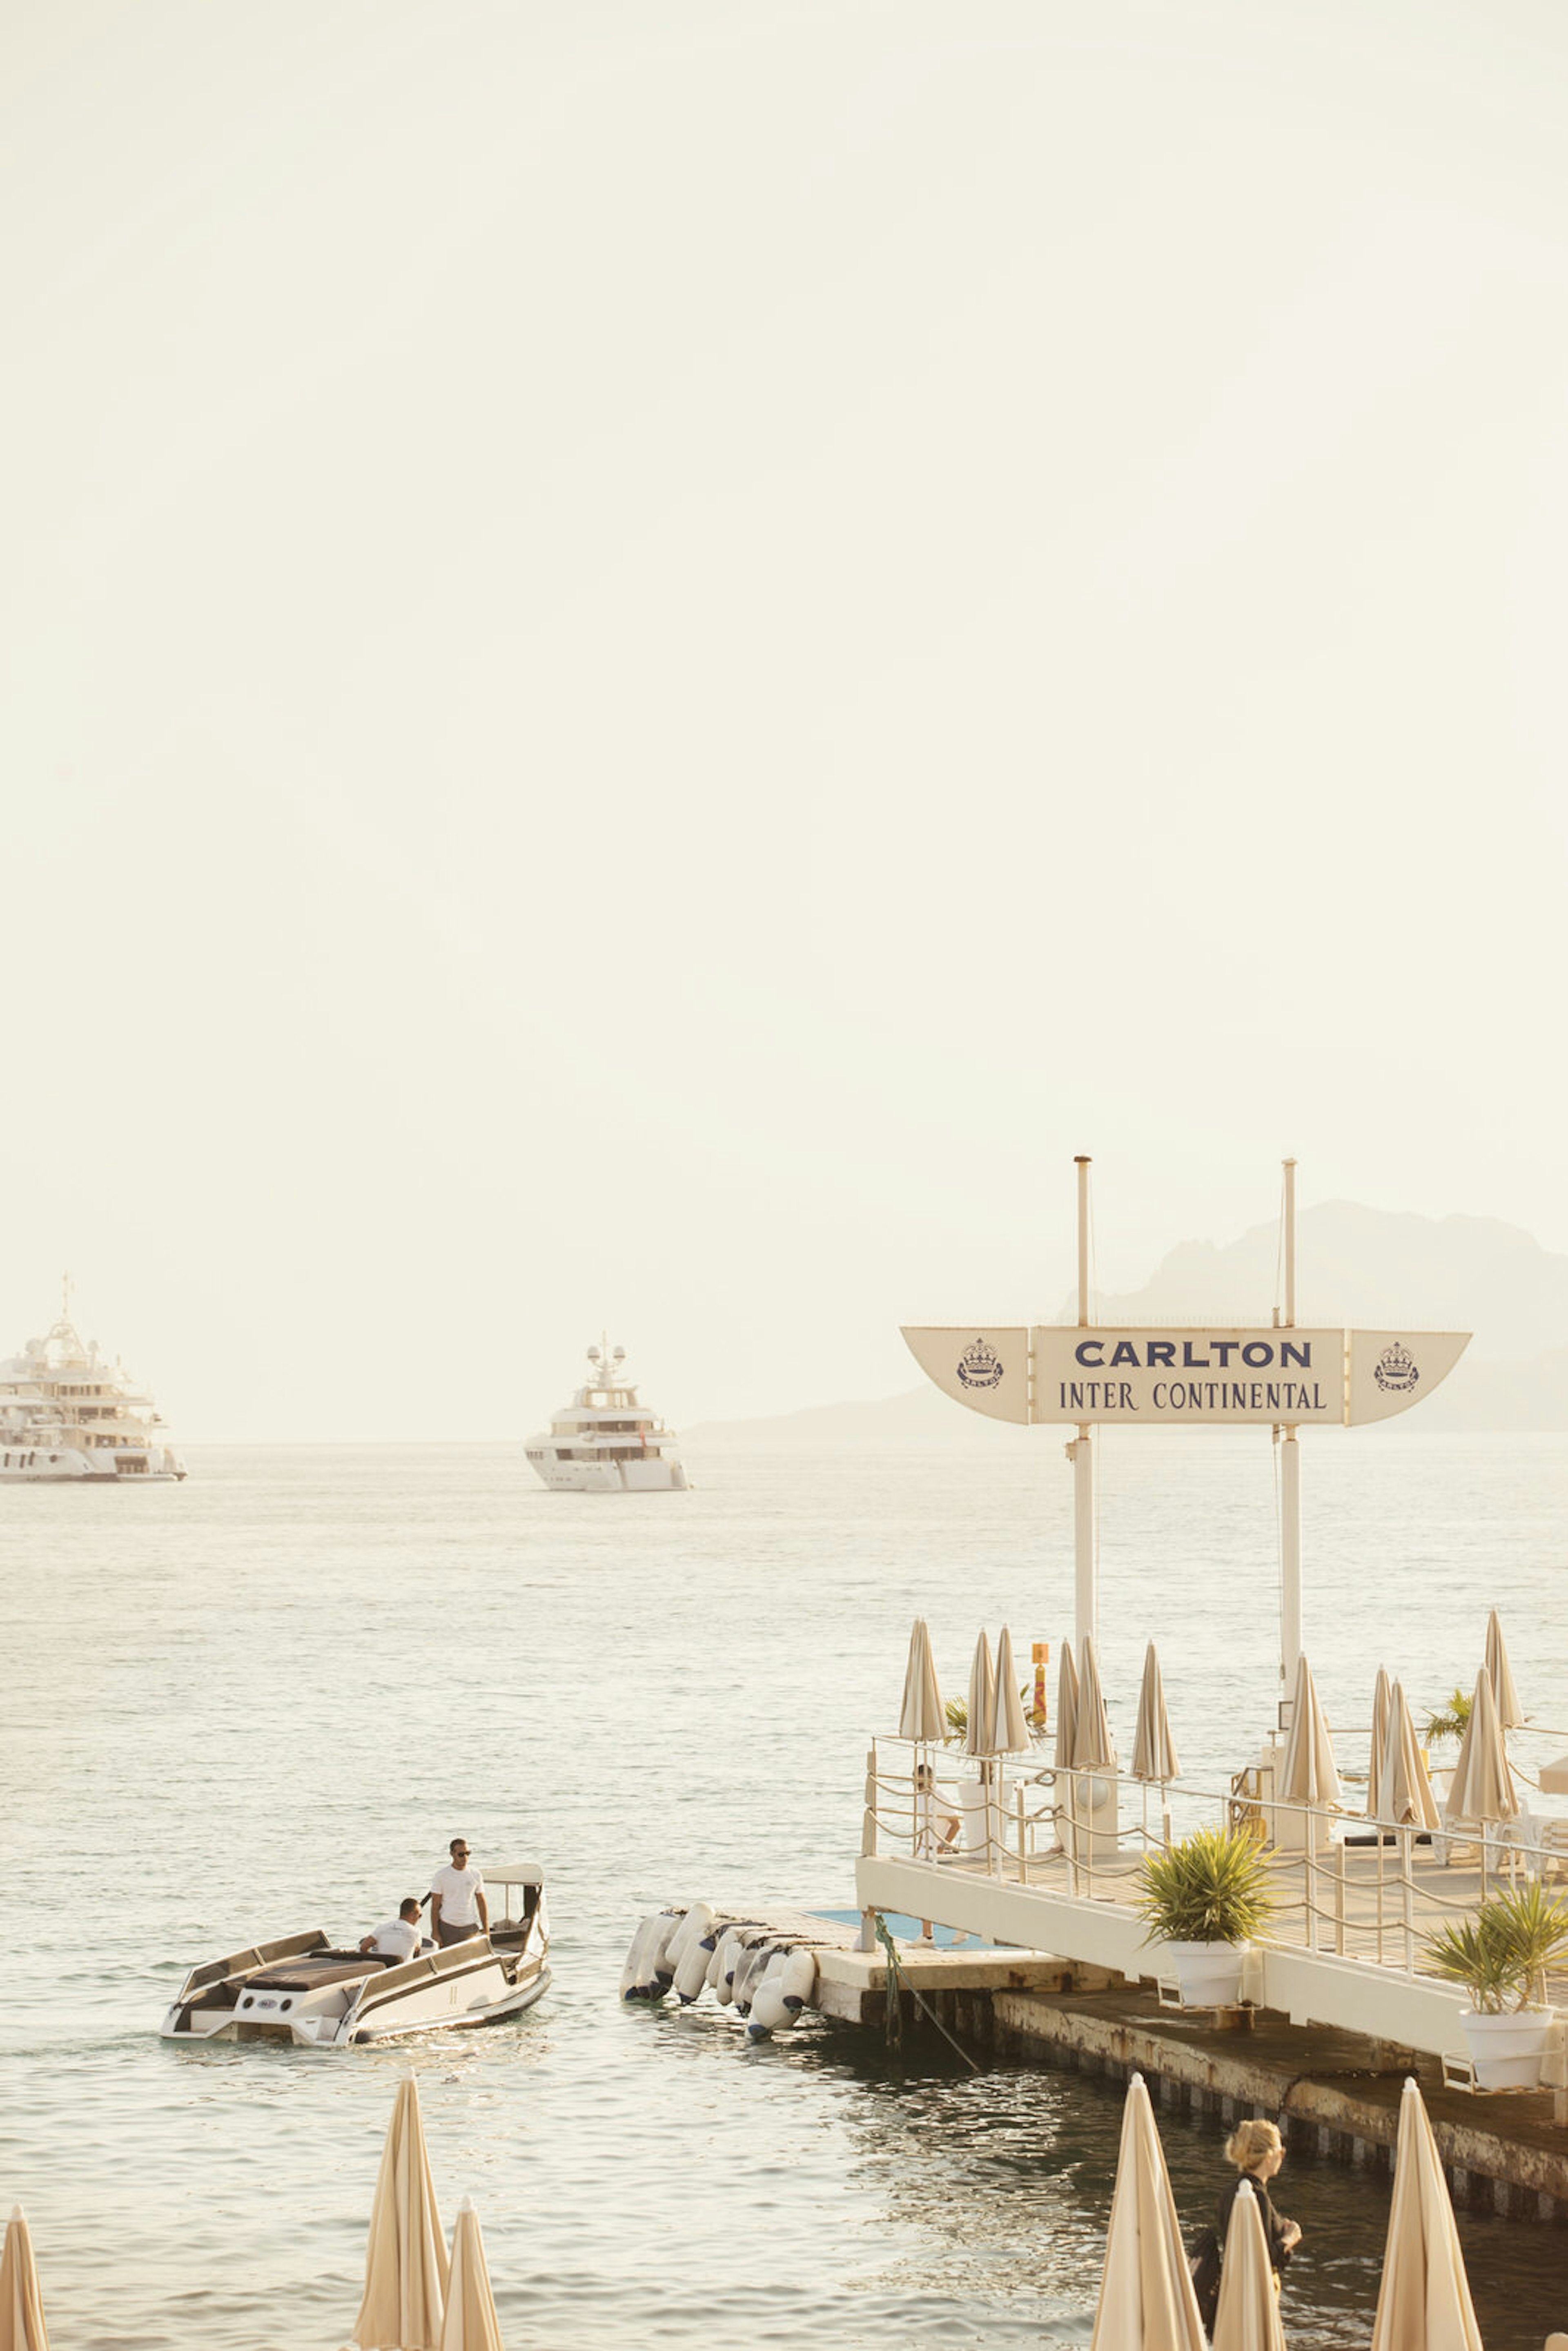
(525, 1337), (688, 1491)
(160, 1865), (549, 2046)
(0, 1283), (186, 1482)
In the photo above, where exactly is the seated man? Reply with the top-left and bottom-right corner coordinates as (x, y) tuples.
(359, 1897), (425, 1961)
(914, 1762), (961, 1855)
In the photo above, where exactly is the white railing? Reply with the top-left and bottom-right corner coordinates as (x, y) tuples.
(862, 1735), (1568, 2000)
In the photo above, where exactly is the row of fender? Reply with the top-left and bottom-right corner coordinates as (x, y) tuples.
(619, 1902), (819, 2039)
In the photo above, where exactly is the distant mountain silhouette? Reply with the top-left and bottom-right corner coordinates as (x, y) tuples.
(689, 1203), (1568, 1441)
(1069, 1201), (1568, 1365)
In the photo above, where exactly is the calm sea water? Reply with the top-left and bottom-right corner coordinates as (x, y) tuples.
(2, 1434), (1566, 2349)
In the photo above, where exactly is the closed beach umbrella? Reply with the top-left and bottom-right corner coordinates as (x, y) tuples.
(1445, 1667), (1518, 1826)
(897, 1618), (945, 1743)
(991, 1626), (1033, 1755)
(1375, 1683), (1440, 1832)
(1369, 2077), (1483, 2351)
(1131, 1643), (1181, 1784)
(1054, 1641), (1081, 1772)
(352, 2074), (450, 2351)
(1483, 1610), (1523, 1730)
(964, 1630), (997, 1757)
(1366, 1667), (1393, 1823)
(440, 2201), (503, 2351)
(0, 2207), (49, 2351)
(1277, 1654), (1342, 1809)
(1073, 1635), (1118, 1771)
(1089, 2072), (1207, 2351)
(1210, 2179), (1285, 2351)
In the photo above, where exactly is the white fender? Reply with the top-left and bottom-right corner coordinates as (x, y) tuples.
(673, 1929), (717, 2004)
(732, 1937), (775, 2013)
(650, 1907), (688, 1986)
(620, 1915), (659, 2000)
(642, 1909), (684, 1996)
(664, 1901), (713, 1971)
(707, 1930), (738, 2004)
(747, 1959), (793, 2038)
(715, 1928), (751, 2004)
(780, 1947), (817, 2013)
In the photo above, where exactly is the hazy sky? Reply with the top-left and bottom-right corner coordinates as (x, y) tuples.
(6, 1), (1568, 1438)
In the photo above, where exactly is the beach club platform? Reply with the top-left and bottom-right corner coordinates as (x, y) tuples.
(857, 1740), (1568, 2071)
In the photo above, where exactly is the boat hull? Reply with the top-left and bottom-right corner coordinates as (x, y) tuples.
(0, 1446), (186, 1483)
(163, 1957), (550, 2046)
(528, 1454), (687, 1492)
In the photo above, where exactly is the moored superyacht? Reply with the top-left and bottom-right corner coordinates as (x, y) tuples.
(0, 1286), (187, 1482)
(526, 1339), (688, 1491)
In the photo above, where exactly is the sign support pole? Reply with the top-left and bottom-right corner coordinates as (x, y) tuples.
(1072, 1155), (1095, 1654)
(1279, 1157), (1302, 1711)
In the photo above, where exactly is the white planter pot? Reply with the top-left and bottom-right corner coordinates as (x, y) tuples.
(1459, 2008), (1552, 2091)
(1161, 1941), (1247, 2008)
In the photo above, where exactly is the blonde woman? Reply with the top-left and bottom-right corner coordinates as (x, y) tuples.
(1191, 2116), (1301, 2333)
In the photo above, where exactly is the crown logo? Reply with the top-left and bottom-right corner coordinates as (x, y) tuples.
(957, 1336), (1004, 1390)
(1374, 1341), (1419, 1394)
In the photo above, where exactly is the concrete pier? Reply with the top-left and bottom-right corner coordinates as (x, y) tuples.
(817, 1931), (1568, 2225)
(695, 1906), (1568, 2227)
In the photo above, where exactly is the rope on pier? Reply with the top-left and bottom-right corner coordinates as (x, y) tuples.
(870, 1912), (980, 2073)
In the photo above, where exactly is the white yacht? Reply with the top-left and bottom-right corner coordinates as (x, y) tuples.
(0, 1286), (186, 1483)
(160, 1865), (550, 2046)
(526, 1339), (688, 1492)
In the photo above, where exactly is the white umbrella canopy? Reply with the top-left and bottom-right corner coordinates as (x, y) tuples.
(1366, 1668), (1394, 1823)
(1073, 1635), (1118, 1771)
(1089, 2073), (1207, 2351)
(1483, 1610), (1523, 1730)
(964, 1630), (998, 1757)
(1369, 2077), (1483, 2351)
(0, 2206), (50, 2351)
(352, 2074), (451, 2351)
(1210, 2179), (1286, 2351)
(1446, 1667), (1519, 1825)
(440, 2201), (504, 2351)
(1277, 1654), (1342, 1809)
(897, 1618), (946, 1743)
(1131, 1643), (1181, 1784)
(1054, 1641), (1081, 1772)
(1375, 1683), (1440, 1832)
(991, 1626), (1033, 1755)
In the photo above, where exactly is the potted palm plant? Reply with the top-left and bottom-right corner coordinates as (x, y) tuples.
(1421, 1687), (1471, 1757)
(1135, 1824), (1277, 2007)
(1422, 1882), (1568, 2089)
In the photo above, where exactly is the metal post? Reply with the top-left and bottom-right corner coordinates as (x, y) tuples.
(1399, 1826), (1414, 1974)
(1280, 1432), (1302, 1698)
(1279, 1158), (1302, 1701)
(1073, 1432), (1095, 1654)
(1073, 1156), (1095, 1654)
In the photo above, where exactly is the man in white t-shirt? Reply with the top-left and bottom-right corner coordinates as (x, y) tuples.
(359, 1898), (425, 1962)
(429, 1838), (489, 1947)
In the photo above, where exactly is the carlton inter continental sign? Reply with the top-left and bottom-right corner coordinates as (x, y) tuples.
(900, 1326), (1470, 1427)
